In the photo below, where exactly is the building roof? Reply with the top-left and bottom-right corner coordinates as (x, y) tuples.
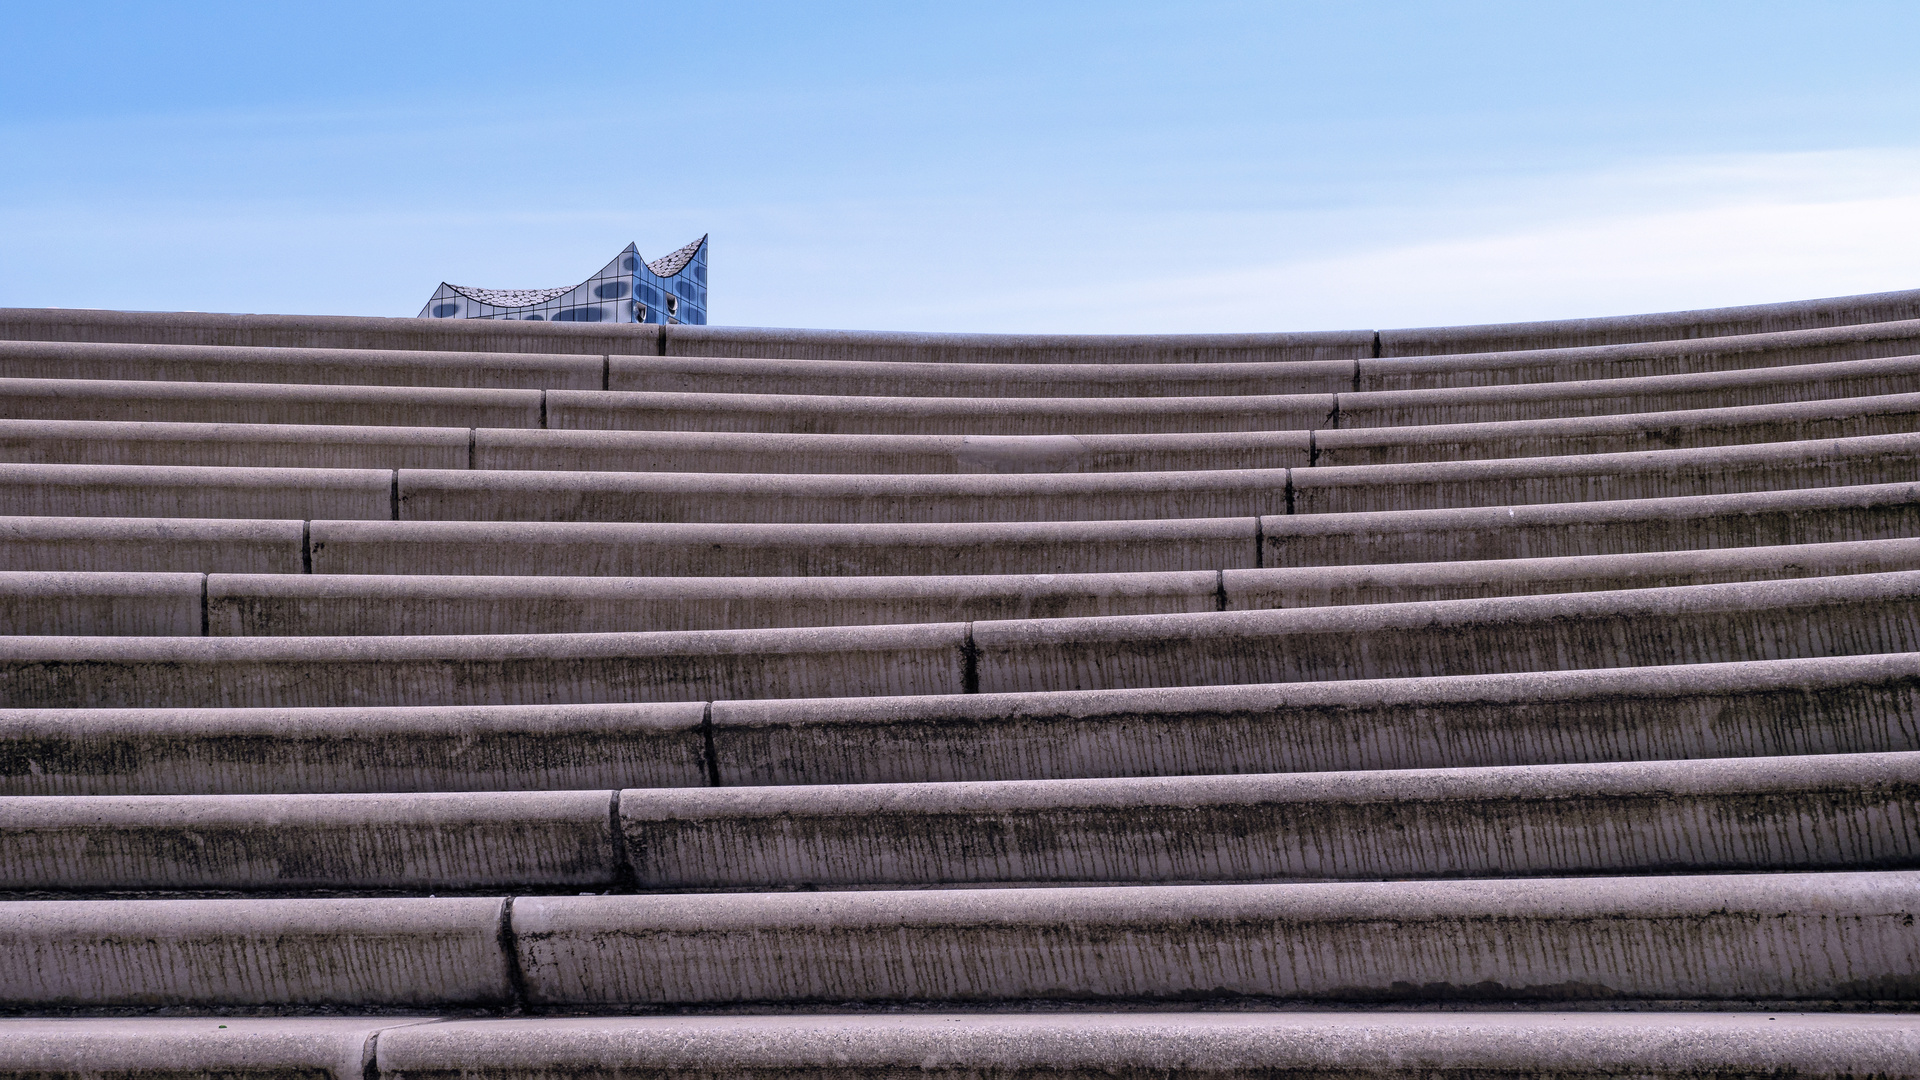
(647, 235), (708, 278)
(443, 285), (574, 307)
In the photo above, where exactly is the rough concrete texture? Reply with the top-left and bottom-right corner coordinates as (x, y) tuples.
(508, 872), (1920, 1004)
(0, 1017), (440, 1080)
(607, 354), (1360, 398)
(0, 789), (617, 890)
(307, 516), (1260, 577)
(0, 337), (606, 388)
(617, 752), (1920, 887)
(0, 515), (305, 574)
(0, 701), (709, 795)
(0, 377), (543, 429)
(0, 896), (511, 1007)
(0, 419), (473, 470)
(0, 464), (390, 521)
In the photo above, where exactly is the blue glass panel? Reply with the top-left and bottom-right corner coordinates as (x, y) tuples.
(431, 303), (460, 318)
(594, 280), (630, 299)
(553, 306), (605, 322)
(622, 256), (638, 272)
(525, 314), (544, 321)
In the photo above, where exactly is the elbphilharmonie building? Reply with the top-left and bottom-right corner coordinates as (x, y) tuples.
(417, 236), (708, 324)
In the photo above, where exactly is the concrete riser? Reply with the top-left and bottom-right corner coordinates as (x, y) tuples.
(5, 538), (1920, 636)
(4, 655), (1916, 794)
(0, 873), (1913, 1007)
(0, 754), (1912, 891)
(4, 573), (1919, 708)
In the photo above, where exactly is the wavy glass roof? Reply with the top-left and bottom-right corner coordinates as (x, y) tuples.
(419, 237), (708, 325)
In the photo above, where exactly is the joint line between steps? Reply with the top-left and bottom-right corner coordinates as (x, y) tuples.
(601, 354), (611, 392)
(495, 897), (529, 1012)
(699, 703), (722, 787)
(608, 790), (636, 889)
(1253, 514), (1265, 568)
(962, 623), (980, 694)
(199, 574), (209, 637)
(300, 521), (312, 574)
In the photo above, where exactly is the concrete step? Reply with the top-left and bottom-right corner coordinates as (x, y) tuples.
(12, 394), (1920, 474)
(6, 653), (1916, 795)
(6, 571), (1919, 707)
(7, 538), (1920, 636)
(1, 754), (1911, 891)
(1, 872), (1914, 1007)
(0, 337), (607, 388)
(6, 1013), (1919, 1080)
(14, 287), (1920, 357)
(7, 434), (1910, 524)
(0, 377), (545, 429)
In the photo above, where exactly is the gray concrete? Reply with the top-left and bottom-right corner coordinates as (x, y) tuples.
(307, 517), (1259, 577)
(1294, 433), (1920, 515)
(0, 337), (604, 388)
(398, 466), (1295, 525)
(508, 872), (1920, 1003)
(0, 897), (511, 1007)
(0, 1017), (439, 1080)
(0, 377), (542, 429)
(0, 789), (616, 891)
(0, 538), (1897, 637)
(547, 387), (1336, 435)
(1338, 354), (1920, 428)
(9, 572), (1920, 707)
(0, 570), (203, 636)
(1262, 481), (1920, 566)
(0, 419), (472, 470)
(5, 655), (1913, 795)
(617, 752), (1920, 887)
(1311, 392), (1920, 465)
(0, 701), (708, 795)
(1363, 318), (1920, 387)
(369, 1013), (1920, 1080)
(708, 654), (1920, 786)
(608, 354), (1358, 397)
(0, 622), (971, 708)
(0, 516), (305, 574)
(0, 306), (1379, 362)
(1373, 287), (1920, 355)
(0, 464), (391, 521)
(971, 571), (1920, 694)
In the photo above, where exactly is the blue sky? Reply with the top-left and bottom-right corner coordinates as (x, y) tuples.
(4, 2), (1919, 331)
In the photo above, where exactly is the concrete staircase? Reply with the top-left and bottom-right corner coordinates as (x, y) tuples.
(0, 296), (1917, 1077)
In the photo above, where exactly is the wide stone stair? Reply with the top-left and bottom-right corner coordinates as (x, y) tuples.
(1, 297), (1918, 1077)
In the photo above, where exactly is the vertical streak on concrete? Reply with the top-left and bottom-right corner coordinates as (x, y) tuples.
(466, 429), (477, 470)
(657, 325), (669, 356)
(700, 702), (722, 787)
(1308, 429), (1319, 467)
(1214, 570), (1228, 611)
(199, 574), (209, 638)
(1253, 515), (1266, 569)
(300, 521), (312, 574)
(1328, 394), (1342, 430)
(389, 471), (401, 522)
(538, 391), (548, 430)
(601, 355), (611, 392)
(1372, 330), (1383, 359)
(962, 623), (980, 694)
(1283, 469), (1296, 516)
(496, 897), (528, 1012)
(608, 790), (636, 890)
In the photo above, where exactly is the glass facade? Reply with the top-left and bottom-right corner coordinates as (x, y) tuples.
(417, 237), (708, 325)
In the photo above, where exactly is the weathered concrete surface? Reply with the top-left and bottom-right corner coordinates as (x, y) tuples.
(0, 701), (708, 795)
(0, 790), (616, 891)
(0, 377), (542, 429)
(0, 570), (203, 636)
(0, 465), (390, 521)
(1362, 317), (1920, 387)
(0, 623), (970, 708)
(1293, 433), (1920, 514)
(370, 1013), (1920, 1080)
(398, 466), (1295, 524)
(204, 569), (1221, 636)
(0, 516), (305, 574)
(1310, 393), (1920, 465)
(477, 428), (1312, 474)
(971, 571), (1920, 694)
(0, 897), (510, 1007)
(509, 872), (1920, 1004)
(708, 654), (1920, 786)
(0, 538), (1879, 637)
(0, 1017), (440, 1080)
(1262, 482), (1920, 566)
(1374, 287), (1920, 355)
(1338, 355), (1920, 428)
(608, 354), (1358, 397)
(0, 337), (604, 388)
(308, 517), (1259, 577)
(0, 307), (1379, 363)
(618, 753), (1920, 887)
(5, 656), (1915, 795)
(0, 419), (471, 470)
(546, 388), (1336, 435)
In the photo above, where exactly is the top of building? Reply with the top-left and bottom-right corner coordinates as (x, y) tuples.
(419, 237), (709, 325)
